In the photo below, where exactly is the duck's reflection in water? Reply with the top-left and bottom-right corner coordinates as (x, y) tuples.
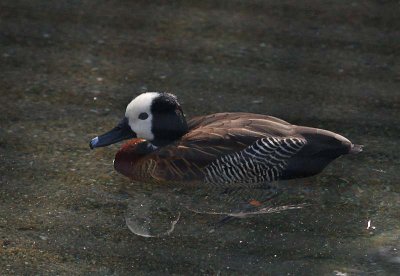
(122, 181), (308, 237)
(124, 192), (181, 238)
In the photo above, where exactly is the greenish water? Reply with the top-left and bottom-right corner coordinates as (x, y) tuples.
(1, 1), (399, 274)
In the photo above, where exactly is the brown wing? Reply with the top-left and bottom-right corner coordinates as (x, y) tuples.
(187, 112), (291, 130)
(139, 113), (299, 183)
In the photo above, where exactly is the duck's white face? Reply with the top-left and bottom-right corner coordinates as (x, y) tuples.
(125, 92), (159, 141)
(90, 91), (188, 149)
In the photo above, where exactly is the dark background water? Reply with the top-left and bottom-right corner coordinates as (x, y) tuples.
(1, 1), (399, 274)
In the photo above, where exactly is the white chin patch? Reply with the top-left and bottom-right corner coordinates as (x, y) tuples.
(125, 92), (159, 141)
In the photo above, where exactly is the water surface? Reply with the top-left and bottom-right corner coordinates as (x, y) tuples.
(1, 0), (399, 274)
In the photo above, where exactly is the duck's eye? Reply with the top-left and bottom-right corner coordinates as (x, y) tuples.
(138, 112), (149, 120)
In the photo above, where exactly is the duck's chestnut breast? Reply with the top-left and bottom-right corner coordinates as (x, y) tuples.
(114, 138), (147, 178)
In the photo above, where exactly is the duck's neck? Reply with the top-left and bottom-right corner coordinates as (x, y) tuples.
(151, 138), (180, 147)
(151, 109), (189, 147)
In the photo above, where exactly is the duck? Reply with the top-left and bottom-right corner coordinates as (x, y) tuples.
(89, 92), (362, 188)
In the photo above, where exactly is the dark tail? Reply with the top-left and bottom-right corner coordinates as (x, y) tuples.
(281, 126), (361, 180)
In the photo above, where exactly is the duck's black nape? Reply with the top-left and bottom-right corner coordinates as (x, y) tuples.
(150, 93), (188, 147)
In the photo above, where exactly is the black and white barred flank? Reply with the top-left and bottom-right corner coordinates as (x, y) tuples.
(203, 137), (306, 186)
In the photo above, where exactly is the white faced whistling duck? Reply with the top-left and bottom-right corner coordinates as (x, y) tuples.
(90, 92), (362, 188)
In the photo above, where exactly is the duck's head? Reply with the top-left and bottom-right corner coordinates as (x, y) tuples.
(90, 92), (188, 149)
